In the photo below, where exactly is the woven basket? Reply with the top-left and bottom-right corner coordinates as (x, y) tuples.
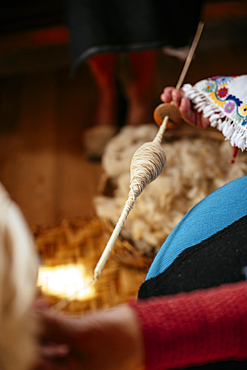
(33, 217), (151, 313)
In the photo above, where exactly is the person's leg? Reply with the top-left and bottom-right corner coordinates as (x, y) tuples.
(88, 53), (118, 127)
(125, 50), (158, 125)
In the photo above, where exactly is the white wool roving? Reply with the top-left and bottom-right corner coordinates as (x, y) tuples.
(95, 124), (247, 256)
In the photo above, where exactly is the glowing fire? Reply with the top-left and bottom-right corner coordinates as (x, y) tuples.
(38, 264), (95, 300)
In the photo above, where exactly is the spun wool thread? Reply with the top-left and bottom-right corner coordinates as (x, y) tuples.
(93, 119), (167, 281)
(130, 142), (167, 197)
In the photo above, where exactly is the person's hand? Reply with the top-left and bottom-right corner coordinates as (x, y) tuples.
(160, 86), (210, 129)
(33, 304), (145, 370)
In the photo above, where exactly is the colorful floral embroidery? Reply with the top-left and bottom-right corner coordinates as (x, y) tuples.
(196, 76), (246, 124)
(209, 92), (225, 108)
(226, 94), (242, 107)
(201, 80), (216, 93)
(183, 75), (247, 150)
(217, 87), (228, 99)
(224, 101), (235, 114)
(213, 76), (233, 85)
(239, 104), (247, 116)
(242, 117), (247, 127)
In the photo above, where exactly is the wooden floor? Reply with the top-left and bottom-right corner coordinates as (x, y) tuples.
(0, 6), (247, 229)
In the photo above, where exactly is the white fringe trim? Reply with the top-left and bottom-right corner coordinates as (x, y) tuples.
(183, 84), (247, 151)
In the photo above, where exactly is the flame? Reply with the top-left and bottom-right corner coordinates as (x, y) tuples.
(38, 264), (95, 300)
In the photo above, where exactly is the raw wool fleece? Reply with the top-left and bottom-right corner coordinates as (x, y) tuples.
(183, 75), (247, 151)
(0, 183), (38, 370)
(94, 124), (247, 256)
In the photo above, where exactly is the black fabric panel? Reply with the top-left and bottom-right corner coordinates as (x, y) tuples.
(139, 215), (247, 299)
(138, 215), (247, 369)
(65, 0), (205, 69)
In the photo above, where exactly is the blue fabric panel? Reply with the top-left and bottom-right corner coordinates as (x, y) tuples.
(146, 175), (247, 280)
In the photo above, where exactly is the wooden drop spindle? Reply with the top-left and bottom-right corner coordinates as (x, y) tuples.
(153, 103), (181, 129)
